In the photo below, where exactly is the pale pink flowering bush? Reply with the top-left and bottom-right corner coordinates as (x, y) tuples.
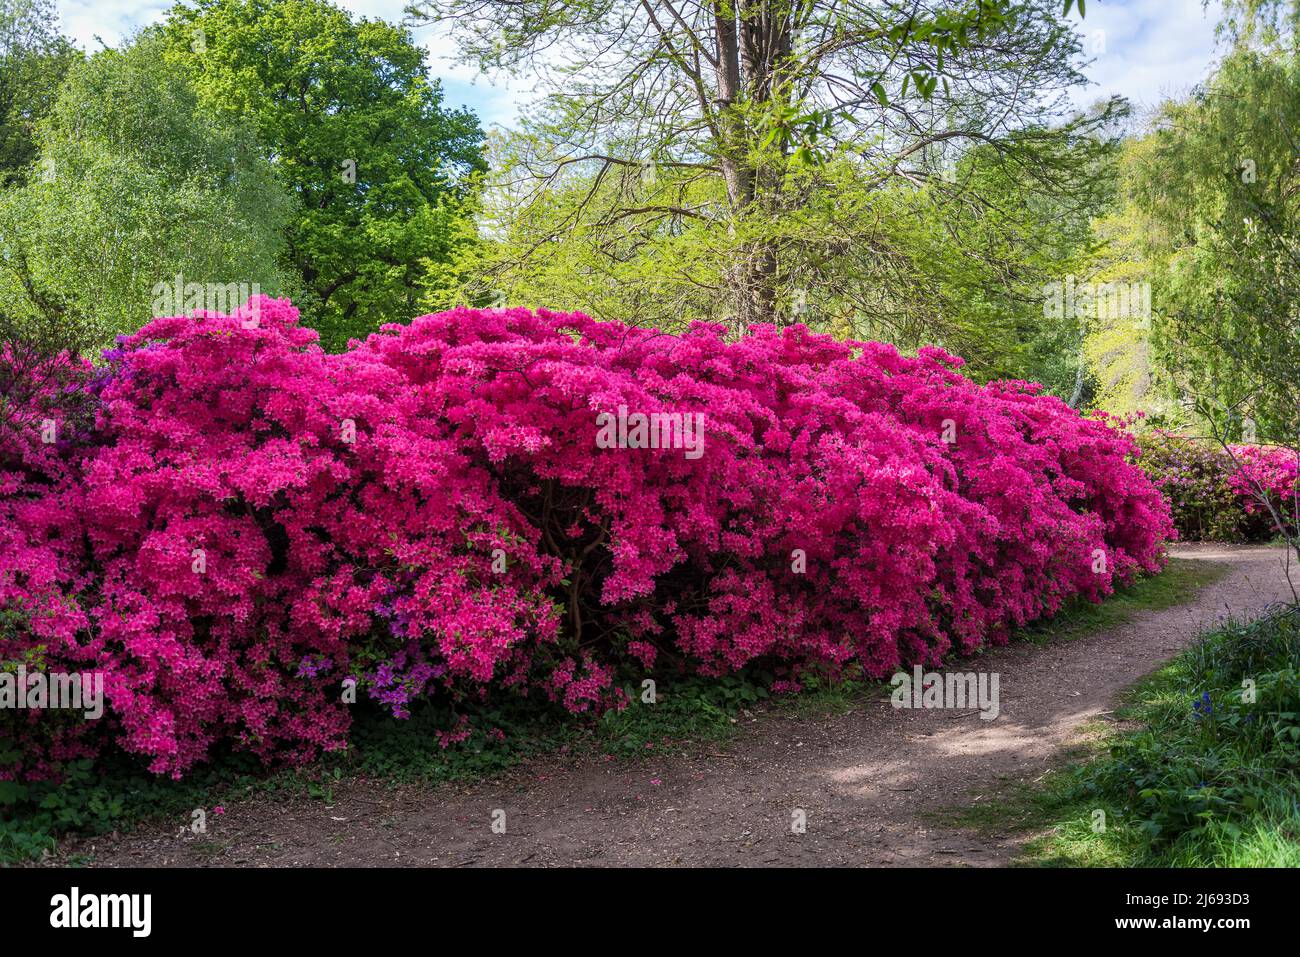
(2, 297), (1174, 780)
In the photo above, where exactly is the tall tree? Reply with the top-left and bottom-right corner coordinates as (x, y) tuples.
(1130, 34), (1300, 443)
(1121, 0), (1300, 566)
(0, 0), (78, 183)
(410, 0), (1122, 344)
(1080, 137), (1165, 420)
(0, 31), (297, 353)
(158, 0), (488, 350)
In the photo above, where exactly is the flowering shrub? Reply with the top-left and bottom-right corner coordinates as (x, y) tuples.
(1137, 431), (1298, 541)
(2, 298), (1174, 781)
(0, 344), (105, 784)
(1224, 444), (1300, 535)
(1137, 431), (1253, 541)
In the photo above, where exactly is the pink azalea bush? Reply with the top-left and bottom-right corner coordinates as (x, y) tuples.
(1138, 430), (1299, 541)
(1, 344), (105, 782)
(1225, 444), (1300, 533)
(2, 298), (1174, 780)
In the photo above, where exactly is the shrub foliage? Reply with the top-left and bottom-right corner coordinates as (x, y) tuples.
(2, 298), (1173, 781)
(1138, 430), (1298, 542)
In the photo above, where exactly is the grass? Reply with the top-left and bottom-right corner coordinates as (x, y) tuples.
(1016, 557), (1229, 645)
(0, 556), (1231, 864)
(932, 600), (1300, 867)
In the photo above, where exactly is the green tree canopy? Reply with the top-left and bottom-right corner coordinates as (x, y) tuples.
(0, 31), (297, 355)
(157, 0), (487, 350)
(1129, 37), (1300, 443)
(410, 0), (1124, 390)
(0, 0), (79, 183)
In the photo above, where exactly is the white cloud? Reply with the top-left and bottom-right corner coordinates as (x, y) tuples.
(55, 0), (1226, 130)
(1066, 0), (1226, 114)
(57, 0), (170, 50)
(53, 0), (532, 128)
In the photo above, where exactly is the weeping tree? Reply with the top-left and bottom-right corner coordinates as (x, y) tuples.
(1135, 10), (1300, 438)
(0, 31), (298, 354)
(409, 0), (1122, 365)
(1129, 0), (1300, 569)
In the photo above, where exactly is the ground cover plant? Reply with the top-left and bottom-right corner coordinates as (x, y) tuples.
(947, 602), (1300, 868)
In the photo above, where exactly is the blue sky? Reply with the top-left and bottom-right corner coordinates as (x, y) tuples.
(54, 0), (1226, 131)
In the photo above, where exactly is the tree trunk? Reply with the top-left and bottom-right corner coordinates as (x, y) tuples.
(714, 0), (791, 328)
(713, 2), (750, 212)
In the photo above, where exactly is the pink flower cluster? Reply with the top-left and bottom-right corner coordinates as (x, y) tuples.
(1225, 444), (1300, 530)
(2, 298), (1174, 779)
(1137, 431), (1300, 541)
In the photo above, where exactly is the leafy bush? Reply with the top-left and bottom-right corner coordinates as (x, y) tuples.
(2, 297), (1173, 788)
(1137, 431), (1254, 541)
(1067, 605), (1300, 858)
(1225, 443), (1300, 537)
(1138, 430), (1299, 541)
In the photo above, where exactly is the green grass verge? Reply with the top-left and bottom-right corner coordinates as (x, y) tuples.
(0, 556), (1229, 864)
(1015, 557), (1229, 645)
(934, 598), (1300, 867)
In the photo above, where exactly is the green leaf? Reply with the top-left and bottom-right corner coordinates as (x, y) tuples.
(0, 780), (29, 805)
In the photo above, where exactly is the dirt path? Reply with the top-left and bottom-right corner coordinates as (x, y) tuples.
(71, 544), (1297, 868)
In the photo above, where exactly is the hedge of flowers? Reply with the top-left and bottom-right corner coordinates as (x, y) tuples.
(2, 298), (1174, 781)
(1137, 430), (1299, 542)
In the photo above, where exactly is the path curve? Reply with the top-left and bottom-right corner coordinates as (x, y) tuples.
(71, 544), (1298, 867)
